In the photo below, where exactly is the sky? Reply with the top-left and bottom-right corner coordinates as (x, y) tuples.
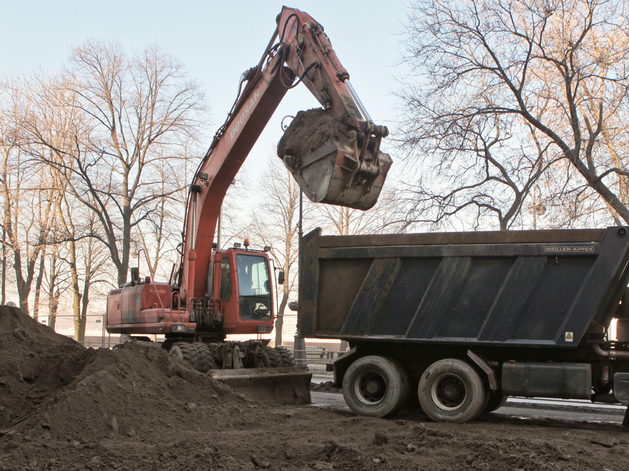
(0, 0), (413, 325)
(0, 0), (411, 177)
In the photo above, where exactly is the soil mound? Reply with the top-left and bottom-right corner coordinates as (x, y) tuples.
(277, 108), (355, 160)
(0, 306), (246, 445)
(2, 306), (628, 471)
(0, 306), (84, 430)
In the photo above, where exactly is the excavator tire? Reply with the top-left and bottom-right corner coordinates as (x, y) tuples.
(169, 342), (200, 370)
(192, 343), (214, 373)
(263, 346), (282, 368)
(276, 346), (296, 367)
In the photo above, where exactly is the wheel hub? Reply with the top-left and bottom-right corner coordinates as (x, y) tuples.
(355, 370), (387, 405)
(432, 373), (467, 411)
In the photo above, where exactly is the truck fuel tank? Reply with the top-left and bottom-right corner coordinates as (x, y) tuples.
(502, 362), (592, 400)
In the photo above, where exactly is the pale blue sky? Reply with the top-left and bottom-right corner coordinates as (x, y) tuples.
(1, 0), (409, 172)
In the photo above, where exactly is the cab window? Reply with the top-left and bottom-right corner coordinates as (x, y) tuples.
(236, 254), (271, 320)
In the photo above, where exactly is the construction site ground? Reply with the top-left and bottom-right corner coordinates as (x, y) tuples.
(2, 305), (629, 471)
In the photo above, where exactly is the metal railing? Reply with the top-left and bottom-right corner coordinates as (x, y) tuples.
(282, 345), (340, 381)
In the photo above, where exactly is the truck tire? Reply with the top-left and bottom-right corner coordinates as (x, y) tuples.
(169, 342), (200, 370)
(418, 359), (487, 423)
(342, 355), (410, 418)
(192, 343), (214, 373)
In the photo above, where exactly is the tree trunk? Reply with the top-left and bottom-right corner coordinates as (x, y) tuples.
(68, 241), (83, 342)
(1, 227), (5, 305)
(48, 289), (59, 330)
(33, 251), (46, 321)
(13, 248), (30, 316)
(275, 285), (290, 347)
(78, 251), (92, 345)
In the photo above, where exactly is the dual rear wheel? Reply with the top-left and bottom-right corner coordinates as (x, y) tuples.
(342, 356), (410, 417)
(169, 342), (214, 373)
(343, 356), (494, 422)
(417, 358), (489, 423)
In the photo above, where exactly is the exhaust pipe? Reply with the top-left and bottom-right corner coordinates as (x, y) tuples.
(591, 342), (629, 360)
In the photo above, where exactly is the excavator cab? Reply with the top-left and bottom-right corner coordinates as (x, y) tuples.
(217, 248), (275, 335)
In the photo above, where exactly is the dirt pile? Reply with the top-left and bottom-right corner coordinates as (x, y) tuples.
(0, 306), (254, 466)
(277, 108), (355, 160)
(0, 305), (84, 430)
(1, 305), (629, 470)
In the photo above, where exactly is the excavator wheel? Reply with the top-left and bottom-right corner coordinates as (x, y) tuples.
(169, 342), (199, 370)
(263, 346), (282, 367)
(276, 346), (296, 367)
(192, 342), (214, 373)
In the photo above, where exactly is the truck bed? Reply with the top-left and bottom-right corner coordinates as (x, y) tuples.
(299, 227), (629, 348)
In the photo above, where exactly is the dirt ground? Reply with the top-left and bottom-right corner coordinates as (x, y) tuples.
(1, 306), (629, 471)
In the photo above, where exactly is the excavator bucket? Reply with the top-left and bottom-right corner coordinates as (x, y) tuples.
(278, 109), (393, 211)
(208, 366), (312, 404)
(287, 139), (392, 211)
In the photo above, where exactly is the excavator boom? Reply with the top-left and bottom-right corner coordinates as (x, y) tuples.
(181, 6), (392, 302)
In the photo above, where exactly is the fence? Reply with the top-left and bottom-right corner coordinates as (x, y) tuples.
(285, 345), (341, 382)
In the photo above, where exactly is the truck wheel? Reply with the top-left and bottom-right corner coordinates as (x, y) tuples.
(342, 356), (410, 417)
(482, 391), (507, 414)
(192, 343), (214, 373)
(169, 342), (200, 370)
(418, 359), (487, 423)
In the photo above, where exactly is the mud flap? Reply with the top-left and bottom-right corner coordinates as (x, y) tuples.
(286, 139), (392, 211)
(208, 366), (312, 404)
(615, 372), (629, 428)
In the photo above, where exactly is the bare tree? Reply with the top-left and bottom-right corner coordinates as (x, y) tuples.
(26, 40), (206, 287)
(0, 79), (55, 315)
(134, 149), (197, 282)
(398, 0), (629, 229)
(48, 163), (111, 342)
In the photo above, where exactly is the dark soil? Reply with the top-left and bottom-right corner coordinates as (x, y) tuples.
(2, 305), (629, 471)
(311, 381), (342, 394)
(277, 108), (355, 160)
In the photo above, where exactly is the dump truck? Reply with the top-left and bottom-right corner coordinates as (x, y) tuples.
(298, 227), (629, 424)
(106, 6), (391, 404)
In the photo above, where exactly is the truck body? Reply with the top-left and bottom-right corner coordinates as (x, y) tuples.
(299, 227), (629, 423)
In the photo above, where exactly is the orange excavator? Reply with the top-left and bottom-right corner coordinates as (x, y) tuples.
(106, 6), (392, 403)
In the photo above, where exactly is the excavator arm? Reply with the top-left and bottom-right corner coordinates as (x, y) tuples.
(181, 6), (392, 303)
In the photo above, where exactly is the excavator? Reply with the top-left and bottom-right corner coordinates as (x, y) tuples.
(105, 6), (392, 403)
